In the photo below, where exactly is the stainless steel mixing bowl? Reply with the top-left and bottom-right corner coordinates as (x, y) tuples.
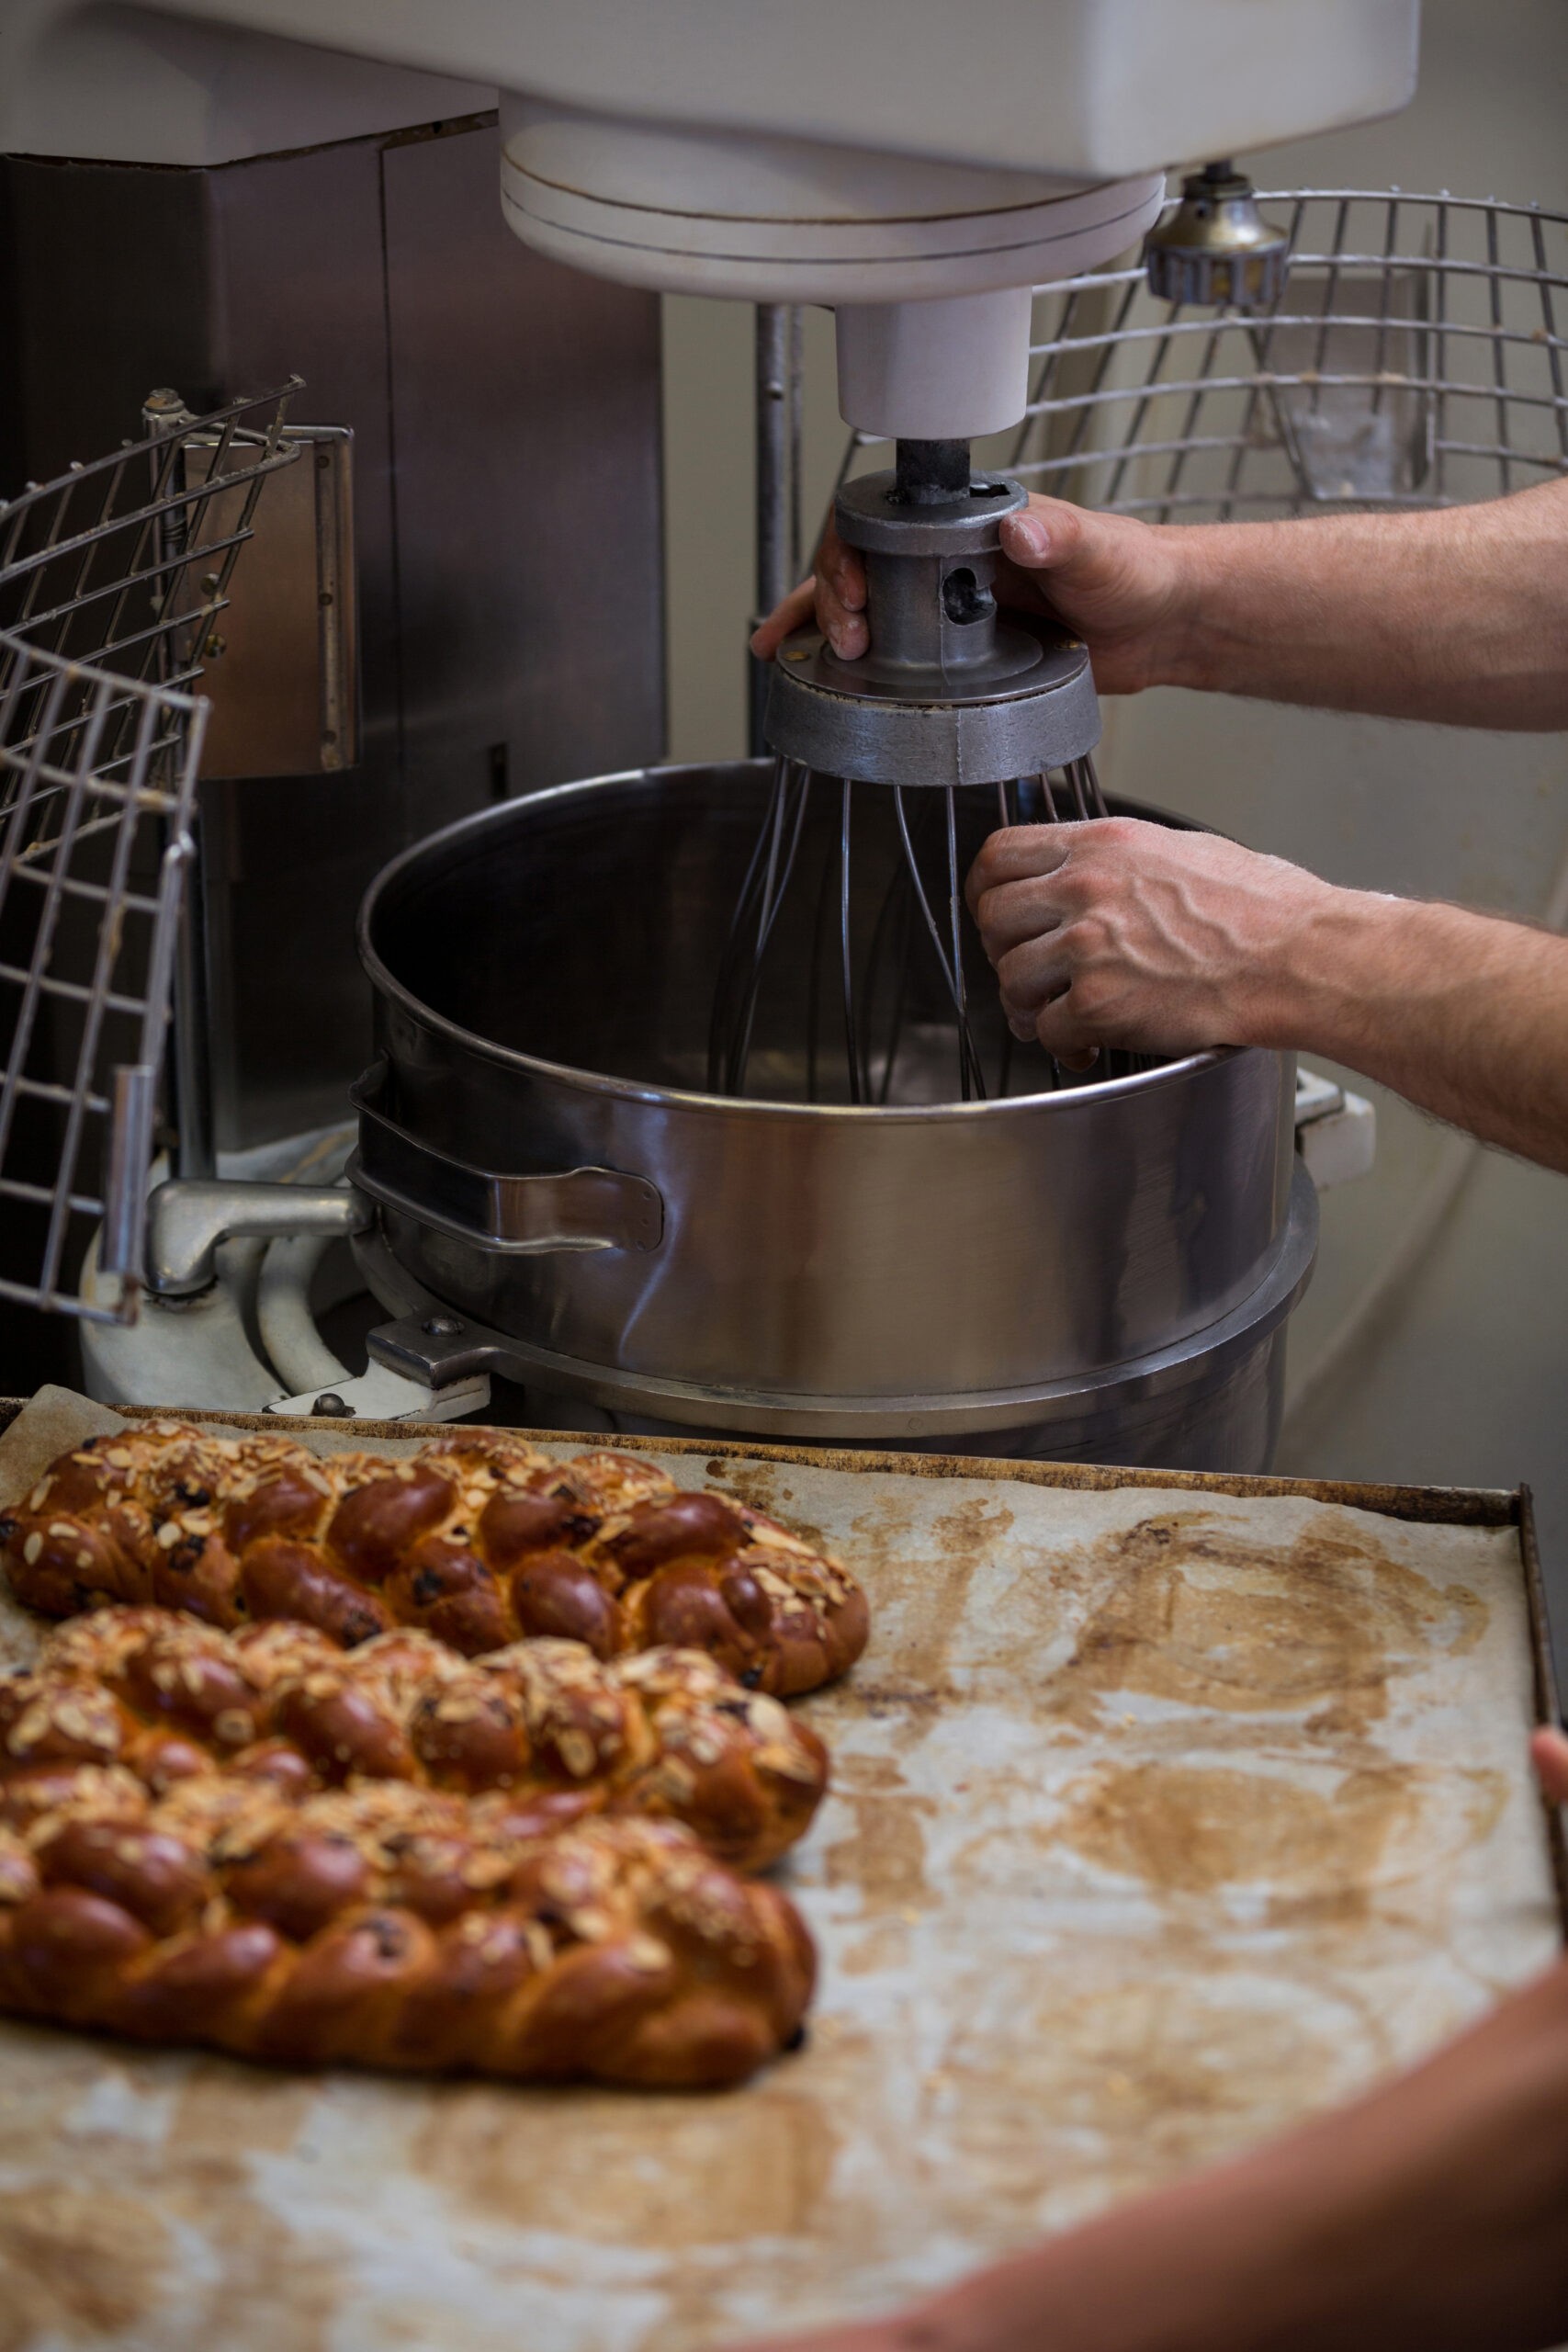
(353, 760), (1314, 1468)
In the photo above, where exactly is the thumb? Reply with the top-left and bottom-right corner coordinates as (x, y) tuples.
(999, 497), (1090, 574)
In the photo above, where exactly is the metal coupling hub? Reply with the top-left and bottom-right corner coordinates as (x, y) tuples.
(763, 465), (1100, 788)
(1144, 162), (1290, 310)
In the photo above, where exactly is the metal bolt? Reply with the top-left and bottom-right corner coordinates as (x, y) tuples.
(310, 1392), (354, 1418)
(422, 1316), (464, 1337)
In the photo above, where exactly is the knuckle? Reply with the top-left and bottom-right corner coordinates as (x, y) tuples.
(1094, 816), (1140, 851)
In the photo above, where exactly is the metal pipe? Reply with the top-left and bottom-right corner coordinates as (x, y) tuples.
(755, 305), (792, 616)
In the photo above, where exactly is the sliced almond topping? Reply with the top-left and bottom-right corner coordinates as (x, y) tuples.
(624, 1932), (671, 1974)
(555, 1728), (597, 1781)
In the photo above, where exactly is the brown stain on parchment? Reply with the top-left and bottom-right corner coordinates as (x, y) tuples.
(0, 2186), (170, 2352)
(840, 1492), (1013, 1690)
(411, 2076), (840, 2251)
(1043, 1510), (1487, 1732)
(703, 1459), (828, 1551)
(1056, 1760), (1420, 1907)
(933, 1956), (1381, 2223)
(821, 1752), (936, 1918)
(0, 2034), (344, 2352)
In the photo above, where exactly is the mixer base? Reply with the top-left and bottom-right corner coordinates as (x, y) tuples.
(354, 1159), (1314, 1475)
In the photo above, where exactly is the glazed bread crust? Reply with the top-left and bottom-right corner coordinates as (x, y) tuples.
(0, 1777), (815, 2086)
(1, 1424), (869, 1696)
(0, 1608), (827, 1871)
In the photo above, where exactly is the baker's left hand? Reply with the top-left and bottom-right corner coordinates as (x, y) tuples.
(965, 817), (1340, 1066)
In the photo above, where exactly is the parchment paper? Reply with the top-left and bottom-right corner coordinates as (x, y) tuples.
(0, 1385), (1559, 2351)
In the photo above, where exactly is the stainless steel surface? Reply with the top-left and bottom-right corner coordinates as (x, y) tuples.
(707, 752), (1114, 1105)
(355, 760), (1310, 1464)
(0, 384), (299, 1324)
(357, 1168), (1313, 1464)
(764, 646), (1101, 787)
(750, 303), (806, 755)
(348, 1057), (663, 1254)
(1143, 163), (1291, 308)
(0, 113), (665, 1181)
(191, 421), (358, 778)
(144, 1175), (370, 1298)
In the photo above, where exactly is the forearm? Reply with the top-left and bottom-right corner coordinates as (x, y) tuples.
(894, 1958), (1568, 2352)
(1156, 479), (1568, 729)
(1249, 888), (1568, 1168)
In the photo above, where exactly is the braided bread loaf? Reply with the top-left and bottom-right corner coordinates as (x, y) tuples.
(0, 1606), (827, 1871)
(2, 1422), (868, 1694)
(0, 1772), (814, 2085)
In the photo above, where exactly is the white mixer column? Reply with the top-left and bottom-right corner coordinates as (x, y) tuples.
(833, 289), (1035, 441)
(498, 98), (1163, 436)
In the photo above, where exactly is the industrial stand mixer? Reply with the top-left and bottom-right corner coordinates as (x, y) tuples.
(2, 0), (1520, 1467)
(20, 172), (1568, 1462)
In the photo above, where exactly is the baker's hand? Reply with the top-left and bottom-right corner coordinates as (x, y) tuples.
(749, 494), (1190, 696)
(1532, 1726), (1568, 1804)
(721, 2323), (937, 2352)
(964, 818), (1340, 1064)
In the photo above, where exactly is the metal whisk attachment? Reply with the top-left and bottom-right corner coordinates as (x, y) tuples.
(706, 749), (1112, 1105)
(719, 437), (1113, 1107)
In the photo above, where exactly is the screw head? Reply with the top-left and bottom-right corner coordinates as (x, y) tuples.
(422, 1315), (464, 1337)
(310, 1392), (353, 1418)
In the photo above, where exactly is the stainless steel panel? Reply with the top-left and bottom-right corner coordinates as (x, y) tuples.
(1, 116), (665, 1163)
(199, 115), (665, 1151)
(193, 424), (359, 778)
(379, 122), (665, 804)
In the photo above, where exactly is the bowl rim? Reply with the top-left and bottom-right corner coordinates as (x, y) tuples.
(355, 760), (1240, 1124)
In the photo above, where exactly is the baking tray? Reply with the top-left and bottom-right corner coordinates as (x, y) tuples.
(0, 1385), (1562, 2352)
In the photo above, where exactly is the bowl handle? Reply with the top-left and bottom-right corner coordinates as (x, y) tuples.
(347, 1061), (662, 1255)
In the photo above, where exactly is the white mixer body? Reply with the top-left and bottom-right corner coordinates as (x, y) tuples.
(1, 1), (1419, 175)
(497, 106), (1166, 435)
(4, 0), (1421, 435)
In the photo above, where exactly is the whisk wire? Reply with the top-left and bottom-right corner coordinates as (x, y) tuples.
(840, 779), (862, 1104)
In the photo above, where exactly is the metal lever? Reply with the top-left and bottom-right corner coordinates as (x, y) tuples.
(145, 1180), (372, 1299)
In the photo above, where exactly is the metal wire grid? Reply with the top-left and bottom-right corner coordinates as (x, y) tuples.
(977, 190), (1563, 520)
(0, 383), (301, 1322)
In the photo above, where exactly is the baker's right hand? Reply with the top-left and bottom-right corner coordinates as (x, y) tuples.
(1532, 1726), (1568, 1804)
(749, 492), (1190, 697)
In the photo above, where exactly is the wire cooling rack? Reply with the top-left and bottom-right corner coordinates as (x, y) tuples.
(1007, 190), (1568, 517)
(0, 383), (300, 1322)
(809, 191), (1568, 527)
